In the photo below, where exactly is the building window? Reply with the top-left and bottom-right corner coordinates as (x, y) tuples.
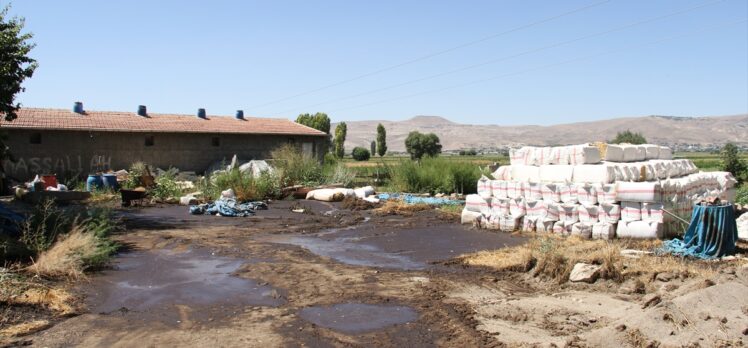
(145, 135), (154, 147)
(211, 137), (220, 147)
(29, 133), (42, 144)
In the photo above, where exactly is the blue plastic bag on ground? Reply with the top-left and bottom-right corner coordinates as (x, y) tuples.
(190, 198), (267, 217)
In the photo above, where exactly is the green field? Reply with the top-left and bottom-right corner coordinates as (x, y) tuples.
(340, 151), (748, 193)
(674, 152), (748, 172)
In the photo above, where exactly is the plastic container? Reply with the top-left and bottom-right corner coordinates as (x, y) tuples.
(86, 174), (103, 192)
(102, 174), (119, 191)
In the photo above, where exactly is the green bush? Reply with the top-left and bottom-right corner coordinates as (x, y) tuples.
(736, 184), (748, 205)
(198, 168), (280, 202)
(390, 157), (480, 195)
(78, 208), (119, 270)
(271, 144), (324, 187)
(351, 147), (371, 161)
(151, 168), (184, 200)
(20, 199), (71, 254)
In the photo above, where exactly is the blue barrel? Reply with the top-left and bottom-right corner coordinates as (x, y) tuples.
(86, 175), (103, 192)
(102, 174), (119, 191)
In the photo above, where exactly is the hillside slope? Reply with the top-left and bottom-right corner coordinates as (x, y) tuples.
(337, 114), (748, 152)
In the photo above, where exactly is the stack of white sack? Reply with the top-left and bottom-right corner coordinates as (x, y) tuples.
(471, 144), (735, 238)
(509, 144), (601, 166)
(494, 160), (699, 185)
(602, 144), (672, 162)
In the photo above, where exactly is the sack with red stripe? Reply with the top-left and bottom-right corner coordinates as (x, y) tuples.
(465, 194), (491, 216)
(490, 198), (510, 217)
(599, 202), (621, 223)
(641, 202), (664, 223)
(596, 184), (617, 203)
(509, 197), (526, 217)
(524, 182), (543, 200)
(477, 175), (492, 199)
(620, 201), (642, 222)
(592, 222), (616, 240)
(576, 183), (599, 205)
(544, 201), (560, 222)
(615, 182), (661, 203)
(577, 204), (599, 223)
(506, 181), (525, 199)
(490, 180), (507, 198)
(541, 183), (561, 202)
(559, 203), (579, 223)
(525, 199), (547, 219)
(559, 183), (578, 204)
(571, 222), (593, 239)
(491, 166), (513, 181)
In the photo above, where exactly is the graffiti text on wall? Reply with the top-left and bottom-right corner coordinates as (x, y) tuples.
(3, 155), (112, 178)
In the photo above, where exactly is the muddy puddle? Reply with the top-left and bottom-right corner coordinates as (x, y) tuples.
(85, 247), (284, 317)
(263, 223), (526, 270)
(299, 303), (418, 334)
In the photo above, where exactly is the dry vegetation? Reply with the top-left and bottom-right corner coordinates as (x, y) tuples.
(462, 236), (744, 284)
(373, 200), (434, 216)
(27, 225), (99, 279)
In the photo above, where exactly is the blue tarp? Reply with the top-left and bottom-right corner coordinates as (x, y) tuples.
(189, 199), (268, 217)
(661, 204), (738, 259)
(377, 193), (464, 206)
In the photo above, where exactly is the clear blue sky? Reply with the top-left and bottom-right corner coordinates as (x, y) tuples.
(7, 0), (748, 125)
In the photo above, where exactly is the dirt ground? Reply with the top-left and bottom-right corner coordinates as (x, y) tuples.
(3, 200), (748, 347)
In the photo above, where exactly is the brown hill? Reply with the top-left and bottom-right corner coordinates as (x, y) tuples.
(337, 114), (748, 152)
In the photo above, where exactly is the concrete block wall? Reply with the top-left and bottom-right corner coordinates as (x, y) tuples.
(2, 129), (328, 181)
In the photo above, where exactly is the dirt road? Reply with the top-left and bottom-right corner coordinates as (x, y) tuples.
(16, 201), (748, 347)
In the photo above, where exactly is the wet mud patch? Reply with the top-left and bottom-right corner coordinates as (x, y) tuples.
(262, 223), (526, 270)
(298, 303), (418, 334)
(83, 247), (284, 323)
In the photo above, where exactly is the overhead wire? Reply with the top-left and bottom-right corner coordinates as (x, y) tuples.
(324, 18), (747, 113)
(246, 0), (613, 110)
(270, 0), (726, 116)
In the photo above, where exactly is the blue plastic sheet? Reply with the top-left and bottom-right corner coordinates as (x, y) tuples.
(377, 193), (463, 206)
(661, 204), (738, 259)
(189, 199), (268, 217)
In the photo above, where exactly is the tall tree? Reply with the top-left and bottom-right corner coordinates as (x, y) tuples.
(610, 130), (647, 144)
(1, 6), (37, 185)
(334, 122), (347, 158)
(295, 112), (330, 134)
(376, 123), (387, 157)
(405, 131), (442, 160)
(370, 140), (376, 155)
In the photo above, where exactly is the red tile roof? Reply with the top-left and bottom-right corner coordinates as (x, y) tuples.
(0, 108), (327, 136)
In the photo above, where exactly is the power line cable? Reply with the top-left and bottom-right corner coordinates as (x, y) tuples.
(247, 0), (613, 110)
(326, 18), (747, 113)
(270, 0), (725, 116)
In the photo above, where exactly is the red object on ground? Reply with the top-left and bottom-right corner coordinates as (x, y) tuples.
(40, 174), (58, 188)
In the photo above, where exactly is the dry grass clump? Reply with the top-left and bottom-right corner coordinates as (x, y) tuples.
(27, 225), (98, 279)
(462, 236), (741, 284)
(463, 236), (623, 283)
(374, 200), (432, 216)
(0, 319), (51, 337)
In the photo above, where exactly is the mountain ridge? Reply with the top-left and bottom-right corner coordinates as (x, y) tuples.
(334, 113), (748, 152)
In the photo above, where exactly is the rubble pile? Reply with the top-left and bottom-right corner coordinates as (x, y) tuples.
(462, 143), (738, 239)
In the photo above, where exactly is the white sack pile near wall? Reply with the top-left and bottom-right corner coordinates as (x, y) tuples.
(462, 143), (737, 240)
